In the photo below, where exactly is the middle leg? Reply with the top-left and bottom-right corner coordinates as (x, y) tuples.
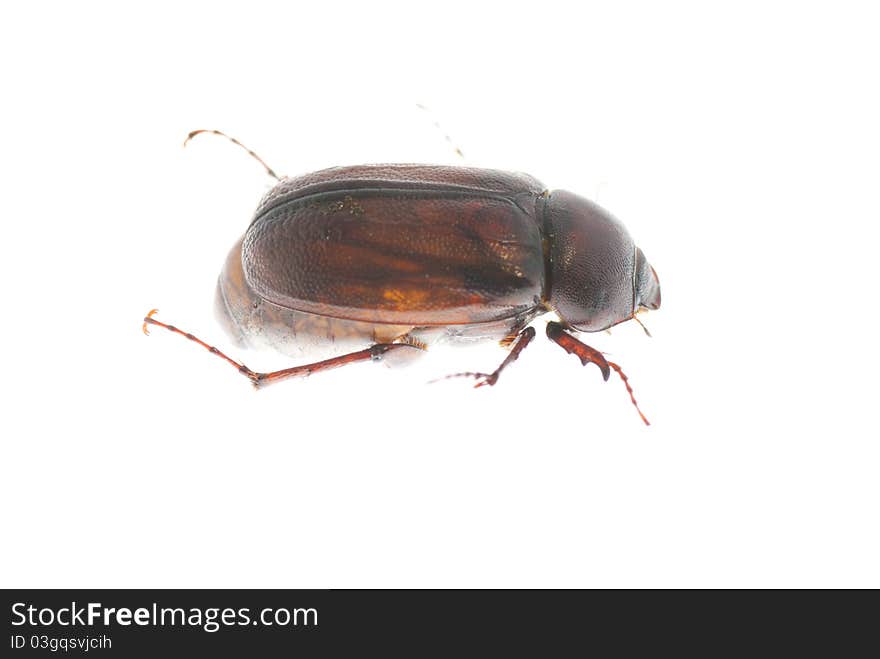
(434, 326), (536, 388)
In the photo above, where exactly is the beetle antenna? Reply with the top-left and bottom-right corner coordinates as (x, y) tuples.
(632, 313), (652, 338)
(416, 104), (466, 161)
(607, 360), (650, 426)
(183, 129), (281, 181)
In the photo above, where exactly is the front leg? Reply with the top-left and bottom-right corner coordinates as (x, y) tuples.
(545, 321), (611, 380)
(546, 321), (650, 426)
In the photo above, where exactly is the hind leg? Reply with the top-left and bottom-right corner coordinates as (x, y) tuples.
(143, 309), (423, 388)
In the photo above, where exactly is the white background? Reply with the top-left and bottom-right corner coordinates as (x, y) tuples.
(2, 1), (878, 588)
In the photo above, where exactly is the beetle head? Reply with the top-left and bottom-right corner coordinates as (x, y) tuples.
(547, 190), (660, 332)
(634, 245), (661, 311)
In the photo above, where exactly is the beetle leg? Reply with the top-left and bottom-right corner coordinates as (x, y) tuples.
(546, 321), (650, 425)
(142, 309), (421, 389)
(606, 361), (650, 426)
(432, 326), (536, 388)
(546, 322), (610, 380)
(183, 129), (281, 181)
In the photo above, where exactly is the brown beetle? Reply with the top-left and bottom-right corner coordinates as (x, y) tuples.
(144, 131), (660, 424)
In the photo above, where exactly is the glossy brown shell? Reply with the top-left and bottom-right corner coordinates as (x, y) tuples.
(241, 165), (548, 326)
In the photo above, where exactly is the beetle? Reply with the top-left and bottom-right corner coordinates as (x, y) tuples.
(144, 130), (661, 424)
